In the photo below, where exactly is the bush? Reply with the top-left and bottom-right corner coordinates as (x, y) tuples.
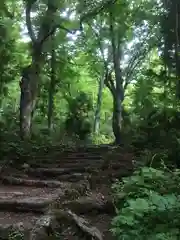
(65, 92), (93, 140)
(91, 133), (113, 145)
(128, 108), (180, 167)
(111, 167), (180, 239)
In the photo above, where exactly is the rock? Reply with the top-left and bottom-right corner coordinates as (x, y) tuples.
(22, 163), (30, 169)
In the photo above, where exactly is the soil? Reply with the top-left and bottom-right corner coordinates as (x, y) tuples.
(0, 145), (133, 239)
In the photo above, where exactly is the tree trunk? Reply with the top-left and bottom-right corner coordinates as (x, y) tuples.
(109, 7), (124, 145)
(105, 71), (123, 145)
(48, 35), (56, 130)
(19, 1), (59, 139)
(19, 60), (40, 139)
(112, 92), (122, 145)
(93, 74), (104, 133)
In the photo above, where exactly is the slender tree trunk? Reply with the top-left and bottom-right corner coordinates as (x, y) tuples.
(175, 3), (180, 99)
(93, 73), (104, 133)
(112, 91), (122, 145)
(112, 82), (123, 144)
(48, 35), (56, 130)
(19, 59), (40, 139)
(109, 7), (124, 145)
(105, 71), (123, 145)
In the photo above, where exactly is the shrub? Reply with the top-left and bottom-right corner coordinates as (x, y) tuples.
(111, 167), (180, 239)
(129, 108), (180, 167)
(65, 92), (93, 140)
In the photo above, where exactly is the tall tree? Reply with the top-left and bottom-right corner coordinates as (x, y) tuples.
(19, 0), (117, 139)
(160, 0), (180, 98)
(48, 34), (56, 130)
(19, 0), (60, 138)
(81, 0), (158, 144)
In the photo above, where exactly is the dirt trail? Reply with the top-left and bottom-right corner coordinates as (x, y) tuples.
(0, 145), (133, 239)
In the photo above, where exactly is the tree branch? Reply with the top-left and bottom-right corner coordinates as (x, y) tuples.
(123, 36), (157, 90)
(2, 1), (14, 19)
(104, 70), (116, 96)
(25, 0), (37, 44)
(80, 0), (117, 23)
(39, 24), (79, 45)
(89, 25), (107, 67)
(109, 6), (122, 86)
(124, 39), (147, 79)
(87, 22), (113, 74)
(124, 23), (160, 89)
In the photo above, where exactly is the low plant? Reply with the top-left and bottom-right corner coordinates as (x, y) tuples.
(8, 229), (24, 240)
(111, 167), (180, 239)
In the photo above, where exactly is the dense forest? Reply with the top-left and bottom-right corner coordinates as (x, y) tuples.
(1, 0), (180, 239)
(0, 0), (179, 148)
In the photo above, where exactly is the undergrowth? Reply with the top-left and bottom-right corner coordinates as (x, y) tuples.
(8, 230), (62, 240)
(111, 166), (180, 239)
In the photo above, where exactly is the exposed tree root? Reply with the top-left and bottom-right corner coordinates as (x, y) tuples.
(29, 214), (58, 240)
(54, 209), (103, 240)
(63, 195), (114, 214)
(29, 209), (103, 240)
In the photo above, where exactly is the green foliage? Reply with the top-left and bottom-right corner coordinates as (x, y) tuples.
(1, 0), (180, 239)
(91, 133), (114, 145)
(8, 229), (24, 240)
(111, 167), (180, 239)
(65, 91), (93, 140)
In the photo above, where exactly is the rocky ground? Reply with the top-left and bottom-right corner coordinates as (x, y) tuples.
(0, 145), (133, 239)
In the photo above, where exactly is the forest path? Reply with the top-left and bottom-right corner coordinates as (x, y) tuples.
(0, 145), (133, 239)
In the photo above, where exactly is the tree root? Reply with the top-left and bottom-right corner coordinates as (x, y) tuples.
(54, 209), (103, 240)
(29, 214), (58, 240)
(29, 209), (103, 240)
(62, 195), (114, 214)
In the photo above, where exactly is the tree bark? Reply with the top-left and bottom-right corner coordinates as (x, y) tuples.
(112, 95), (122, 144)
(93, 73), (104, 134)
(105, 69), (123, 145)
(55, 210), (103, 240)
(19, 1), (59, 139)
(104, 70), (122, 144)
(109, 7), (124, 145)
(20, 56), (41, 139)
(48, 35), (56, 130)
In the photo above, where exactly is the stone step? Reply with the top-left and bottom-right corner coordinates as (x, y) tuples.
(0, 198), (51, 213)
(31, 155), (102, 163)
(30, 160), (103, 169)
(0, 185), (60, 213)
(26, 167), (97, 178)
(59, 152), (103, 157)
(0, 176), (71, 188)
(55, 173), (88, 182)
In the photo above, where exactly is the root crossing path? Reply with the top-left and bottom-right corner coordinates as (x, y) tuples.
(0, 145), (133, 240)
